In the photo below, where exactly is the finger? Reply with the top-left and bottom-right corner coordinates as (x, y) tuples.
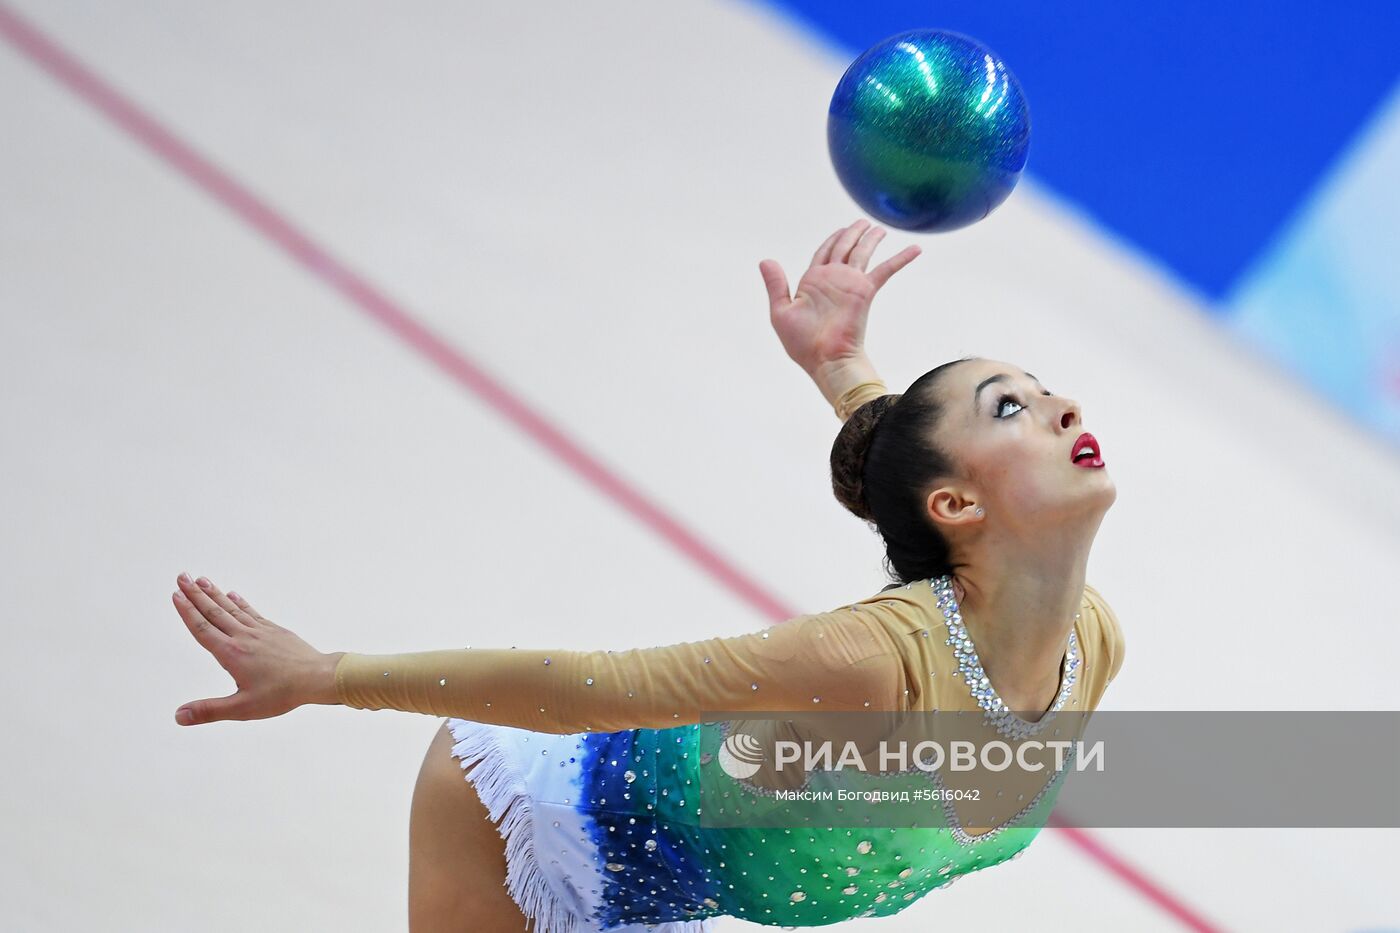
(809, 228), (843, 267)
(176, 691), (247, 726)
(177, 573), (244, 637)
(831, 219), (871, 265)
(226, 589), (271, 625)
(758, 260), (790, 312)
(194, 576), (257, 628)
(173, 589), (231, 654)
(869, 244), (922, 290)
(848, 226), (887, 272)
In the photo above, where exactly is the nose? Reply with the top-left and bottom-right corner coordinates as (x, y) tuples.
(1059, 399), (1081, 430)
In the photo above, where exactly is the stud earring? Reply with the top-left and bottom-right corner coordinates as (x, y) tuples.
(975, 507), (985, 517)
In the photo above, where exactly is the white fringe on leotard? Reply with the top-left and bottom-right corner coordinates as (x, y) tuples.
(445, 719), (712, 933)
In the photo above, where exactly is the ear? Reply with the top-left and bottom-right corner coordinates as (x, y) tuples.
(925, 485), (983, 528)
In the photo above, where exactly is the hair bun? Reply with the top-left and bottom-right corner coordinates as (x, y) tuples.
(830, 393), (899, 522)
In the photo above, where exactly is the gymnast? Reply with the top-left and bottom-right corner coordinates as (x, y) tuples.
(172, 219), (1123, 931)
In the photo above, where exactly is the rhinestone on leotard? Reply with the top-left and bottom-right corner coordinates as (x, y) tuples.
(930, 574), (1079, 740)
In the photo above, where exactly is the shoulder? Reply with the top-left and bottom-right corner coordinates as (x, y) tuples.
(764, 587), (928, 711)
(794, 578), (937, 650)
(1079, 582), (1126, 688)
(858, 577), (935, 611)
(841, 578), (940, 633)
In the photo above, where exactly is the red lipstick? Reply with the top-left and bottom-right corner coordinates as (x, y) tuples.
(1071, 432), (1104, 468)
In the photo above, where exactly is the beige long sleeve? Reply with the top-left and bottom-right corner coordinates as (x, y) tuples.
(334, 600), (917, 733)
(833, 378), (889, 421)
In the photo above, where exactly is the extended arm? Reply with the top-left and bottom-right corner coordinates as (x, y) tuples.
(169, 571), (913, 729)
(335, 603), (910, 732)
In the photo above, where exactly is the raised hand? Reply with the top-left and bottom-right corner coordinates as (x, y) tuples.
(759, 219), (921, 376)
(171, 572), (343, 725)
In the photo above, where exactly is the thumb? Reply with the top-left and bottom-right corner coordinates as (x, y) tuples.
(758, 260), (790, 311)
(176, 693), (244, 726)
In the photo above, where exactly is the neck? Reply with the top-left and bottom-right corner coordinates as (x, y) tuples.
(949, 519), (1099, 717)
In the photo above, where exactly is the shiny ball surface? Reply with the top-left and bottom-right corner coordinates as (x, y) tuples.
(827, 29), (1031, 232)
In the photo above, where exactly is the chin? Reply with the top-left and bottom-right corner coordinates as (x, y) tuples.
(1059, 474), (1116, 517)
(1091, 475), (1118, 512)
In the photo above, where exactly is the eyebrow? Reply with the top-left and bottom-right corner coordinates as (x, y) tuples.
(973, 371), (1041, 411)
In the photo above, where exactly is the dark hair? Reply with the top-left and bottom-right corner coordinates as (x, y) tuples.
(830, 357), (976, 585)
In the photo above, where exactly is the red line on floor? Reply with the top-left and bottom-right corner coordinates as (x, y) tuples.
(1049, 814), (1223, 932)
(0, 6), (1225, 931)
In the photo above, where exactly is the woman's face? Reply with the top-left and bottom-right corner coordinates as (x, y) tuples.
(926, 358), (1116, 532)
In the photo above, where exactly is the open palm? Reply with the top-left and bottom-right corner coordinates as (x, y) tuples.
(760, 219), (921, 375)
(171, 572), (341, 725)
